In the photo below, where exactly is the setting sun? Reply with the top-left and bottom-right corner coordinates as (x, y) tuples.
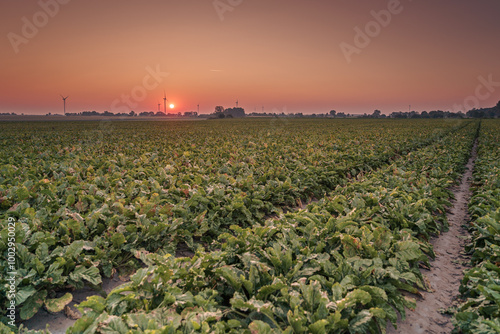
(169, 104), (175, 109)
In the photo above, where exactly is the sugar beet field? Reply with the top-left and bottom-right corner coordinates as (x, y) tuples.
(1, 119), (499, 334)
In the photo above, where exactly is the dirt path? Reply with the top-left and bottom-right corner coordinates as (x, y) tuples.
(387, 140), (477, 334)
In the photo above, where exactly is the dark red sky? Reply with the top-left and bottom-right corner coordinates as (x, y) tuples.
(1, 0), (500, 115)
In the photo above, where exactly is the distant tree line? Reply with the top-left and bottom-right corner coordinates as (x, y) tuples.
(62, 110), (198, 117)
(4, 100), (499, 118)
(328, 110), (354, 118)
(466, 101), (500, 118)
(328, 109), (467, 119)
(65, 110), (132, 117)
(387, 110), (465, 119)
(328, 100), (500, 119)
(212, 107), (246, 118)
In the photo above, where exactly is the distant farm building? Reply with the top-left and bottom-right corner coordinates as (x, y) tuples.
(224, 107), (245, 118)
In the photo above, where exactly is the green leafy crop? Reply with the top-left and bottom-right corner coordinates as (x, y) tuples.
(0, 119), (479, 333)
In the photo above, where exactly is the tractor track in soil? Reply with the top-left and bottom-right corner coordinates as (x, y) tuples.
(387, 138), (478, 334)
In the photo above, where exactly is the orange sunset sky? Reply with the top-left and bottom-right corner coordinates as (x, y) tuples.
(1, 0), (500, 115)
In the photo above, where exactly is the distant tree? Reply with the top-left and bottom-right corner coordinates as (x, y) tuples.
(129, 111), (136, 117)
(466, 108), (484, 118)
(429, 110), (445, 118)
(390, 112), (406, 118)
(215, 106), (225, 114)
(409, 111), (420, 118)
(372, 109), (381, 118)
(329, 110), (336, 117)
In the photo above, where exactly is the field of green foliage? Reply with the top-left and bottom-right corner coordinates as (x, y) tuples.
(0, 118), (497, 333)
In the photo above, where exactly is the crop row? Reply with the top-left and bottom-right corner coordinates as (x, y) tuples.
(453, 120), (500, 334)
(0, 119), (469, 324)
(56, 122), (479, 333)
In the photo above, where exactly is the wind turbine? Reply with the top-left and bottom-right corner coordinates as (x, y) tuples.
(163, 90), (168, 114)
(60, 95), (69, 115)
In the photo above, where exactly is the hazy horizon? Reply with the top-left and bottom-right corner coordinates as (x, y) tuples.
(1, 0), (500, 115)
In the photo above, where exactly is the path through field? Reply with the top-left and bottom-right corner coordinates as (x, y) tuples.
(387, 140), (478, 334)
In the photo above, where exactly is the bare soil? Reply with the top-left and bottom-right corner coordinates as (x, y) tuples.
(387, 140), (477, 334)
(22, 275), (129, 333)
